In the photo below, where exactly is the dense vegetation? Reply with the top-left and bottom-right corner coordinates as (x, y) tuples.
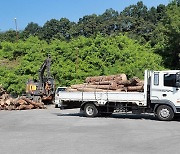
(0, 1), (179, 94)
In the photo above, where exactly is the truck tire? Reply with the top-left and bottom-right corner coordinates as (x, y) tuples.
(156, 105), (174, 121)
(84, 103), (98, 117)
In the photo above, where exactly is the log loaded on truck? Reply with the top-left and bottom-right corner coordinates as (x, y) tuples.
(55, 70), (180, 121)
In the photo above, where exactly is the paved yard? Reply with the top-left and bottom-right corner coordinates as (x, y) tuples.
(0, 106), (180, 154)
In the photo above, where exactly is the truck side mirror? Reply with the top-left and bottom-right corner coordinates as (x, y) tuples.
(176, 72), (180, 87)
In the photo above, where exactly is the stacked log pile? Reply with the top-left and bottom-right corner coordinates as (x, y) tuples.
(67, 74), (144, 92)
(0, 85), (45, 110)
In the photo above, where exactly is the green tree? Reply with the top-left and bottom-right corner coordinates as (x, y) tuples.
(0, 30), (17, 42)
(153, 1), (180, 69)
(22, 22), (41, 39)
(77, 14), (99, 37)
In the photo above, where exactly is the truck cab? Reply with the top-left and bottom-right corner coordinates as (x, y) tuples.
(55, 87), (66, 108)
(148, 70), (180, 120)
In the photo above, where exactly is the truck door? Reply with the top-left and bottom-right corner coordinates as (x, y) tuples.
(151, 71), (180, 107)
(162, 73), (180, 106)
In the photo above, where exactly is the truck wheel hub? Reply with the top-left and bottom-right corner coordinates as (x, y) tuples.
(160, 108), (170, 118)
(86, 106), (94, 115)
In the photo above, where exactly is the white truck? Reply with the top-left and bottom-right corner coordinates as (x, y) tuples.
(55, 70), (180, 121)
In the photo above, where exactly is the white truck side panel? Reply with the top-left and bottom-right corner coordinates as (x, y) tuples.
(57, 91), (146, 106)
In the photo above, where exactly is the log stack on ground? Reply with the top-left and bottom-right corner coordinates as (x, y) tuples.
(0, 85), (46, 110)
(67, 74), (144, 92)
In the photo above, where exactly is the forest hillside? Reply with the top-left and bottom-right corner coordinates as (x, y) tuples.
(0, 1), (179, 94)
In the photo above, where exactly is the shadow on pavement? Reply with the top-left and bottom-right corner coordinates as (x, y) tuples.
(111, 114), (156, 120)
(54, 112), (180, 122)
(54, 112), (156, 120)
(173, 115), (180, 122)
(54, 112), (84, 117)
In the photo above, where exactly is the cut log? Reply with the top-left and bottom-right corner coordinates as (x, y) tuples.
(85, 76), (103, 83)
(114, 74), (127, 82)
(127, 86), (144, 91)
(21, 97), (33, 104)
(1, 93), (9, 100)
(117, 85), (125, 88)
(66, 88), (78, 92)
(83, 84), (118, 90)
(136, 80), (144, 86)
(116, 80), (130, 86)
(18, 105), (28, 110)
(7, 105), (15, 110)
(89, 81), (112, 85)
(85, 77), (91, 83)
(20, 97), (45, 109)
(17, 99), (28, 105)
(116, 88), (125, 92)
(129, 77), (141, 86)
(26, 104), (34, 110)
(85, 74), (127, 83)
(5, 99), (12, 106)
(71, 84), (85, 89)
(101, 75), (116, 81)
(0, 100), (5, 106)
(0, 85), (46, 111)
(30, 101), (45, 109)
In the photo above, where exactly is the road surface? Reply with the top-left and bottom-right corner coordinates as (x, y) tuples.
(0, 106), (180, 154)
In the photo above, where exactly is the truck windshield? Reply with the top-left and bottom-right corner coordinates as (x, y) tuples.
(56, 88), (66, 93)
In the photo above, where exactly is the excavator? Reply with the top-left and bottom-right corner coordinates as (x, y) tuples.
(25, 55), (55, 104)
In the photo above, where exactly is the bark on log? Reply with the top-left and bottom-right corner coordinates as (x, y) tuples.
(114, 74), (127, 82)
(26, 104), (34, 110)
(83, 84), (118, 90)
(0, 100), (5, 106)
(7, 106), (15, 110)
(30, 101), (44, 109)
(5, 99), (12, 106)
(89, 81), (112, 85)
(0, 86), (46, 111)
(18, 105), (28, 110)
(101, 75), (116, 81)
(1, 93), (9, 100)
(66, 88), (78, 92)
(85, 74), (127, 83)
(116, 88), (126, 92)
(85, 76), (104, 83)
(117, 85), (125, 89)
(20, 97), (33, 104)
(127, 86), (143, 91)
(17, 99), (28, 105)
(116, 80), (130, 86)
(71, 84), (85, 89)
(136, 80), (144, 86)
(129, 77), (141, 86)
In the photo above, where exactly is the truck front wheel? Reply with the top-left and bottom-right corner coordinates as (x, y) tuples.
(84, 103), (98, 117)
(156, 105), (174, 121)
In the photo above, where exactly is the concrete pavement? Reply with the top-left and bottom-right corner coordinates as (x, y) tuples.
(0, 107), (180, 154)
